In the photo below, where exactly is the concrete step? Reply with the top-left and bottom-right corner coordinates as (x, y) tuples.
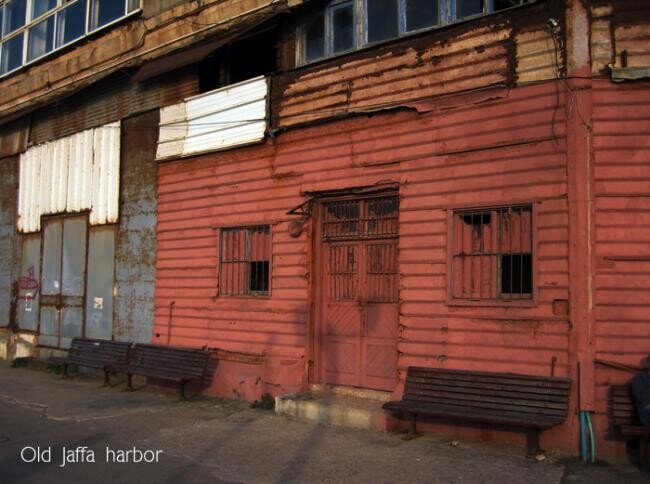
(275, 386), (392, 432)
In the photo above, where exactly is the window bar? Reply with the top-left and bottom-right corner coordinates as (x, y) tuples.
(519, 206), (524, 297)
(508, 208), (513, 296)
(479, 209), (484, 299)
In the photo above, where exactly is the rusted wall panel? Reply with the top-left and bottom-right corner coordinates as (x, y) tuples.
(155, 81), (571, 428)
(114, 111), (160, 343)
(592, 80), (650, 457)
(0, 157), (18, 328)
(30, 67), (198, 146)
(274, 24), (512, 128)
(0, 0), (291, 124)
(515, 26), (562, 83)
(273, 2), (564, 129)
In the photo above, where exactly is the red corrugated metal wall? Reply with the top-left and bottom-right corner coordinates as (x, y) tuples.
(592, 79), (650, 457)
(155, 80), (575, 449)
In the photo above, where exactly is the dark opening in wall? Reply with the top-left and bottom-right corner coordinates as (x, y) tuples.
(199, 27), (277, 93)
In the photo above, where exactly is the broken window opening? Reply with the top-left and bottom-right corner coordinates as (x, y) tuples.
(199, 27), (278, 93)
(451, 204), (533, 302)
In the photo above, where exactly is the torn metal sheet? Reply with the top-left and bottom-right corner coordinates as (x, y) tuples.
(157, 76), (268, 160)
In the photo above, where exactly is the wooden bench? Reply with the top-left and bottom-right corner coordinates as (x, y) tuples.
(383, 366), (571, 455)
(49, 337), (131, 386)
(611, 384), (650, 470)
(107, 343), (210, 400)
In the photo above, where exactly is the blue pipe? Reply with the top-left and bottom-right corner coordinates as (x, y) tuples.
(585, 412), (596, 463)
(580, 411), (588, 462)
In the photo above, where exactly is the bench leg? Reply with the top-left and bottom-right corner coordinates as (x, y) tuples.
(526, 429), (542, 457)
(126, 373), (134, 391)
(61, 363), (69, 380)
(402, 412), (418, 441)
(640, 438), (648, 472)
(179, 381), (187, 401)
(100, 369), (110, 388)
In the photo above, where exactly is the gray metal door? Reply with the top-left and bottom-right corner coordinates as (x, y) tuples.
(39, 216), (87, 349)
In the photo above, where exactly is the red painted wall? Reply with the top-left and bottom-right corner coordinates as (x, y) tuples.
(592, 80), (650, 458)
(154, 78), (646, 456)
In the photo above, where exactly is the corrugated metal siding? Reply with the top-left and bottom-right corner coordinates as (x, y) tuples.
(157, 76), (268, 160)
(29, 66), (198, 146)
(274, 25), (512, 128)
(114, 110), (159, 343)
(592, 79), (650, 455)
(515, 26), (562, 84)
(155, 81), (570, 395)
(18, 122), (120, 233)
(0, 156), (18, 328)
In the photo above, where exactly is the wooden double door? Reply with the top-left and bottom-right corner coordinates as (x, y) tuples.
(317, 195), (399, 392)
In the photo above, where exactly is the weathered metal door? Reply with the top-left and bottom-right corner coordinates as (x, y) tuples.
(319, 195), (399, 391)
(39, 216), (87, 348)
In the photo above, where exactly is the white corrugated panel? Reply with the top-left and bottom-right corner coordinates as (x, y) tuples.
(90, 122), (120, 225)
(17, 148), (41, 233)
(67, 129), (94, 213)
(17, 122), (120, 233)
(156, 75), (268, 160)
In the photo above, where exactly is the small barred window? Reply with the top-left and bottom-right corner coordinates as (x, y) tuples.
(451, 205), (533, 301)
(219, 226), (270, 296)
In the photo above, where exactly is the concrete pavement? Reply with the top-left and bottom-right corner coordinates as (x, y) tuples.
(0, 362), (645, 484)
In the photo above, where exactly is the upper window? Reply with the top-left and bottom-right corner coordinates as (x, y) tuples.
(0, 0), (140, 77)
(298, 0), (535, 65)
(219, 226), (271, 297)
(450, 205), (533, 302)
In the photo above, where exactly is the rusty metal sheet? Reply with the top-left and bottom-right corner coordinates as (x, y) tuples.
(85, 227), (115, 340)
(0, 156), (18, 328)
(0, 119), (29, 158)
(114, 110), (159, 343)
(16, 235), (41, 331)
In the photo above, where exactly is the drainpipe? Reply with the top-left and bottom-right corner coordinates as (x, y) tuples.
(564, 0), (596, 451)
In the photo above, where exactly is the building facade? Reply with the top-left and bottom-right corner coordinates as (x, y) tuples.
(0, 0), (648, 459)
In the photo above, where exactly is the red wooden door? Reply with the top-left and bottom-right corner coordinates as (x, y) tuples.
(319, 196), (399, 391)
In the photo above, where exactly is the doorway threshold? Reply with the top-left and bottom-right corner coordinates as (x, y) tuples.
(275, 384), (392, 432)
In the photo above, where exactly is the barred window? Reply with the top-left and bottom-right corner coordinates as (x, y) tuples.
(451, 205), (532, 301)
(219, 226), (270, 296)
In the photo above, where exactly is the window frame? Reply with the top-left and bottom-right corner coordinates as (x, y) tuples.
(218, 224), (272, 298)
(297, 0), (536, 66)
(446, 202), (538, 307)
(0, 0), (141, 78)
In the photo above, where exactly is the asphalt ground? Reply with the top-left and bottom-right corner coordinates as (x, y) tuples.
(0, 362), (646, 484)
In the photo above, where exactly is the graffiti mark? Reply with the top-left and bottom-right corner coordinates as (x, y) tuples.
(17, 266), (39, 301)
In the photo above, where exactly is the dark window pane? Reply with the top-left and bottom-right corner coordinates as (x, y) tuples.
(27, 15), (54, 61)
(331, 3), (354, 53)
(457, 0), (484, 18)
(405, 0), (439, 32)
(501, 253), (532, 295)
(0, 10), (3, 39)
(1, 32), (24, 74)
(494, 0), (521, 11)
(367, 0), (398, 43)
(304, 12), (325, 62)
(55, 1), (85, 47)
(249, 261), (269, 293)
(31, 0), (56, 19)
(4, 0), (26, 35)
(90, 0), (125, 31)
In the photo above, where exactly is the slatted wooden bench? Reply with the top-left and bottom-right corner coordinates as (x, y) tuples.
(383, 366), (571, 455)
(106, 343), (210, 400)
(611, 384), (650, 470)
(48, 337), (131, 386)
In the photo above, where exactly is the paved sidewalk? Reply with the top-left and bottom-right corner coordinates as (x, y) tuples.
(0, 363), (645, 484)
